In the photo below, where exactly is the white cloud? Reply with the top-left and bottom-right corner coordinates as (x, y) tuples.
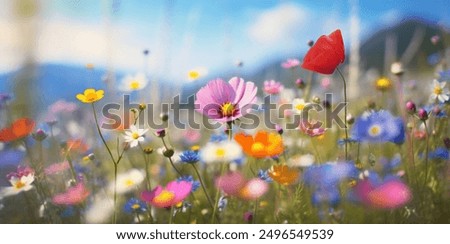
(249, 3), (308, 45)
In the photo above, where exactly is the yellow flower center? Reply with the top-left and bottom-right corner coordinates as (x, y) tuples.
(368, 125), (382, 137)
(191, 145), (200, 151)
(14, 181), (25, 189)
(175, 202), (183, 208)
(221, 102), (235, 117)
(131, 203), (141, 210)
(131, 132), (140, 140)
(251, 142), (265, 154)
(125, 179), (135, 187)
(86, 92), (98, 101)
(188, 71), (200, 80)
(130, 81), (140, 90)
(215, 148), (226, 157)
(376, 78), (391, 90)
(153, 190), (175, 205)
(295, 103), (305, 111)
(434, 86), (443, 95)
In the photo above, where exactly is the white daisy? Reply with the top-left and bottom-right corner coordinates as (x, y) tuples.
(118, 73), (148, 91)
(110, 169), (145, 194)
(289, 154), (315, 167)
(430, 79), (449, 103)
(0, 174), (35, 199)
(292, 98), (309, 114)
(123, 125), (148, 148)
(200, 140), (243, 164)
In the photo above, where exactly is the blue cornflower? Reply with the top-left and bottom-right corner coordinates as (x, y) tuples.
(60, 206), (76, 218)
(352, 110), (405, 144)
(0, 150), (25, 166)
(210, 133), (228, 142)
(258, 169), (273, 183)
(429, 147), (449, 160)
(312, 186), (340, 206)
(438, 69), (450, 81)
(303, 162), (358, 187)
(337, 137), (359, 145)
(123, 198), (147, 214)
(380, 154), (401, 173)
(180, 150), (200, 164)
(177, 175), (200, 192)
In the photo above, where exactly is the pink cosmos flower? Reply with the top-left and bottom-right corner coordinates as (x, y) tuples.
(216, 172), (268, 200)
(263, 80), (284, 95)
(281, 58), (300, 69)
(141, 180), (192, 208)
(52, 182), (90, 205)
(299, 120), (326, 137)
(354, 179), (411, 209)
(195, 77), (257, 123)
(45, 161), (70, 175)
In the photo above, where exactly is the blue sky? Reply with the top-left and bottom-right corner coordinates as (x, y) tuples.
(1, 0), (449, 81)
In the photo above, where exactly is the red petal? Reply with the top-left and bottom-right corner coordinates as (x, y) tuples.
(0, 118), (35, 142)
(301, 29), (345, 75)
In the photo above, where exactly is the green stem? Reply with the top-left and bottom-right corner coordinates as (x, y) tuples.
(423, 121), (430, 191)
(304, 71), (314, 101)
(161, 137), (183, 176)
(91, 103), (116, 162)
(113, 163), (118, 224)
(337, 68), (348, 161)
(211, 162), (226, 224)
(253, 199), (258, 224)
(191, 164), (219, 222)
(169, 206), (175, 224)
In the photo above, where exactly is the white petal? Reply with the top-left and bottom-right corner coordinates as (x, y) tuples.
(130, 140), (138, 148)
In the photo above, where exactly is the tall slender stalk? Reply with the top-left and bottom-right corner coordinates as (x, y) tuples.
(191, 164), (219, 222)
(337, 68), (348, 161)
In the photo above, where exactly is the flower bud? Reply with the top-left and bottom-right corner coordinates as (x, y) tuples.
(155, 129), (166, 138)
(163, 148), (174, 158)
(307, 40), (314, 47)
(295, 78), (305, 89)
(406, 101), (416, 114)
(391, 62), (404, 76)
(32, 129), (48, 141)
(430, 35), (440, 45)
(346, 114), (355, 125)
(160, 113), (169, 122)
(275, 124), (283, 135)
(418, 108), (428, 121)
(243, 211), (253, 222)
(312, 96), (320, 104)
(144, 147), (154, 154)
(139, 103), (146, 111)
(143, 49), (150, 55)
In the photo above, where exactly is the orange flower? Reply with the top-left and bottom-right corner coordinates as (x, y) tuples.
(268, 164), (299, 185)
(234, 131), (283, 158)
(0, 118), (35, 143)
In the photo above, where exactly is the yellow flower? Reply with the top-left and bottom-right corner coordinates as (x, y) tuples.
(76, 88), (104, 103)
(188, 70), (200, 81)
(268, 164), (299, 185)
(375, 77), (392, 91)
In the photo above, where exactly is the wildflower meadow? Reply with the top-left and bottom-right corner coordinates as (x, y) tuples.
(0, 1), (449, 225)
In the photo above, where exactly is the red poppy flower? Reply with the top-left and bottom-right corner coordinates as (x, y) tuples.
(301, 29), (345, 75)
(0, 118), (35, 143)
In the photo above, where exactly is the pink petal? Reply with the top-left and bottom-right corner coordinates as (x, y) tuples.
(239, 178), (268, 200)
(215, 171), (246, 196)
(141, 186), (163, 202)
(166, 180), (192, 203)
(367, 180), (411, 209)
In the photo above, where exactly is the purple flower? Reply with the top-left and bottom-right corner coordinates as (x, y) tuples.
(195, 77), (257, 123)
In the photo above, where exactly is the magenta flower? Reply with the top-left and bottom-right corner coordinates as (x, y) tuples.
(195, 77), (257, 123)
(52, 182), (90, 205)
(263, 80), (284, 95)
(299, 120), (326, 137)
(281, 58), (300, 69)
(141, 180), (192, 208)
(354, 179), (411, 209)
